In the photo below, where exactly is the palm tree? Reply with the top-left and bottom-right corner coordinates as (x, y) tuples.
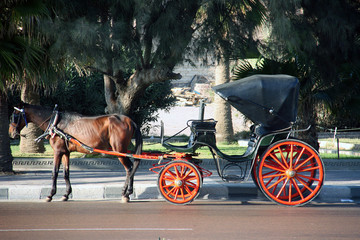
(0, 0), (48, 172)
(193, 0), (266, 142)
(19, 77), (46, 153)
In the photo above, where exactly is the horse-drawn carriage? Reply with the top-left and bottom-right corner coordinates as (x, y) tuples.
(9, 74), (325, 206)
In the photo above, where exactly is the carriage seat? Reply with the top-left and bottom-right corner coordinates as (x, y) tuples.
(161, 119), (217, 153)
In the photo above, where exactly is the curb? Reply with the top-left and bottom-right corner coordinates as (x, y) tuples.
(1, 158), (360, 203)
(11, 158), (360, 171)
(1, 182), (360, 203)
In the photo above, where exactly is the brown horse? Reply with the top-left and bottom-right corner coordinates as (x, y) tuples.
(9, 102), (142, 202)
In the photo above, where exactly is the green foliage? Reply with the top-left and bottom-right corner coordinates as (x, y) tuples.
(38, 67), (106, 115)
(193, 0), (266, 61)
(260, 0), (360, 129)
(44, 0), (201, 71)
(0, 0), (49, 88)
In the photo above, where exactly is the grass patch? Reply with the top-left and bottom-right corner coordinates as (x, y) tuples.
(11, 142), (85, 158)
(10, 140), (360, 159)
(143, 141), (246, 158)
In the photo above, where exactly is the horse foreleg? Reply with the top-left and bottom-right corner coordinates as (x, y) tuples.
(47, 154), (61, 202)
(61, 154), (72, 201)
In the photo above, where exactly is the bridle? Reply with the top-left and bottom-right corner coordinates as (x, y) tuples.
(10, 107), (28, 138)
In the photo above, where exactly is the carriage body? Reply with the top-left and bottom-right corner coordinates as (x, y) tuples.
(11, 75), (324, 206)
(158, 74), (325, 206)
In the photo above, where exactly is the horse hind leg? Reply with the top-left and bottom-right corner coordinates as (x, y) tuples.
(120, 157), (133, 203)
(124, 158), (141, 201)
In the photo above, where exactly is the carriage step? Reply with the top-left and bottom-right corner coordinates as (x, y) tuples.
(223, 175), (244, 183)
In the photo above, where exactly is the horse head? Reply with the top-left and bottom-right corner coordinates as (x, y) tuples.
(9, 102), (28, 139)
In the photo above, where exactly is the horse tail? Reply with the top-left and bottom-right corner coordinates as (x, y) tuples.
(130, 121), (142, 180)
(132, 121), (143, 155)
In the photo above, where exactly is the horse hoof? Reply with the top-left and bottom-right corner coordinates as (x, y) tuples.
(45, 197), (52, 202)
(121, 196), (130, 203)
(61, 196), (69, 202)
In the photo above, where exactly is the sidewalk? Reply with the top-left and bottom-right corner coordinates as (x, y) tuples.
(1, 158), (360, 203)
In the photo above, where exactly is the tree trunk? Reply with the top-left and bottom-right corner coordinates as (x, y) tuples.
(214, 57), (234, 143)
(19, 80), (45, 153)
(104, 67), (181, 117)
(298, 97), (319, 151)
(0, 91), (13, 172)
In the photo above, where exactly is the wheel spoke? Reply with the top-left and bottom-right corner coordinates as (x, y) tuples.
(278, 146), (290, 168)
(294, 155), (315, 171)
(275, 178), (289, 199)
(184, 180), (197, 188)
(289, 144), (294, 168)
(291, 178), (304, 200)
(296, 161), (316, 171)
(162, 182), (175, 189)
(293, 147), (306, 166)
(174, 166), (180, 178)
(185, 176), (198, 182)
(162, 175), (176, 181)
(179, 188), (185, 200)
(269, 152), (287, 170)
(298, 166), (320, 173)
(165, 185), (177, 196)
(183, 169), (193, 179)
(296, 174), (320, 182)
(184, 185), (193, 195)
(165, 170), (177, 179)
(295, 176), (315, 193)
(267, 176), (287, 191)
(263, 172), (285, 179)
(288, 179), (292, 202)
(263, 163), (286, 172)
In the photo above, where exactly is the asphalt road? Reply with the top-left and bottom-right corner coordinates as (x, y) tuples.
(0, 201), (359, 240)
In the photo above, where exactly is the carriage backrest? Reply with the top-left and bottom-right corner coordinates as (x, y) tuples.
(188, 119), (217, 148)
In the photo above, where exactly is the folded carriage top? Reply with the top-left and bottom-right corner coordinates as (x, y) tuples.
(212, 74), (299, 132)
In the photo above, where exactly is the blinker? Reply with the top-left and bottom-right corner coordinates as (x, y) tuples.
(12, 107), (28, 128)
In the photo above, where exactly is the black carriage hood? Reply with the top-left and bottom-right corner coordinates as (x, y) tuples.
(212, 74), (299, 131)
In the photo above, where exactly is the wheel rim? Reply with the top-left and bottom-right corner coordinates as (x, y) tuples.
(251, 154), (261, 190)
(158, 161), (202, 205)
(257, 140), (324, 206)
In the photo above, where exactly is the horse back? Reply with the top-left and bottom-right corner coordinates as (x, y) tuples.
(62, 114), (135, 152)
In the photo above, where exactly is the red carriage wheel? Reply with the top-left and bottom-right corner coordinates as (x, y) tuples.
(251, 154), (261, 190)
(157, 160), (202, 205)
(257, 139), (324, 206)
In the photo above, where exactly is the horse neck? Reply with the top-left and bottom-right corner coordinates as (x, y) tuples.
(24, 105), (53, 131)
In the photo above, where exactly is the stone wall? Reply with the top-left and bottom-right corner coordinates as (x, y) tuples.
(172, 63), (216, 87)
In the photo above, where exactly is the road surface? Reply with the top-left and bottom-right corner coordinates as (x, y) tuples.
(0, 201), (359, 239)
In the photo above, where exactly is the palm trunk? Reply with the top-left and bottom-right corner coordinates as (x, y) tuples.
(298, 97), (319, 151)
(214, 57), (234, 143)
(19, 79), (45, 153)
(0, 91), (13, 172)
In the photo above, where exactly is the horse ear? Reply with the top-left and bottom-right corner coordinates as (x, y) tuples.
(20, 101), (27, 108)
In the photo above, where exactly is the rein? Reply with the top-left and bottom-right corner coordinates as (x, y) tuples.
(35, 105), (60, 143)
